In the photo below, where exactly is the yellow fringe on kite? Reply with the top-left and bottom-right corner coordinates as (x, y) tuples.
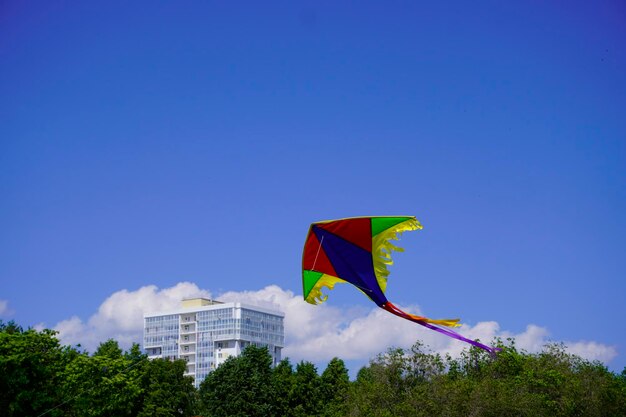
(374, 218), (461, 328)
(372, 217), (422, 294)
(406, 313), (461, 328)
(305, 274), (347, 305)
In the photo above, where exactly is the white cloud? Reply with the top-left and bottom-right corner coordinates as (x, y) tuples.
(510, 324), (550, 353)
(53, 282), (210, 351)
(485, 324), (618, 364)
(49, 283), (618, 366)
(565, 340), (618, 363)
(0, 299), (14, 318)
(54, 316), (89, 346)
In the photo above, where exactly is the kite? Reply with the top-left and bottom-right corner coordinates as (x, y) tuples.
(302, 216), (499, 354)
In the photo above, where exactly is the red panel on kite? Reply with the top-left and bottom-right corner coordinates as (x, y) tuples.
(317, 217), (372, 252)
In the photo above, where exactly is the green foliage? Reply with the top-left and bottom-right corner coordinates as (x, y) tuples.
(197, 348), (350, 417)
(62, 351), (140, 416)
(94, 339), (123, 358)
(291, 361), (322, 416)
(138, 359), (197, 417)
(198, 345), (274, 417)
(2, 319), (625, 417)
(345, 339), (626, 417)
(0, 322), (197, 417)
(320, 358), (350, 417)
(63, 341), (197, 417)
(272, 358), (295, 416)
(0, 321), (73, 417)
(348, 347), (416, 417)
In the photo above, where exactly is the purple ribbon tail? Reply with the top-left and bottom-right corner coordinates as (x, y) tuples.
(415, 319), (500, 355)
(381, 302), (500, 355)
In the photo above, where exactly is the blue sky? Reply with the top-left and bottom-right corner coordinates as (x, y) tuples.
(1, 1), (625, 372)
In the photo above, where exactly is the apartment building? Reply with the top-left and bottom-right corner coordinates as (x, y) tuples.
(143, 297), (284, 387)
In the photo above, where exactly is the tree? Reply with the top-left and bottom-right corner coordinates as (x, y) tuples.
(347, 347), (415, 417)
(198, 345), (274, 417)
(0, 321), (73, 417)
(138, 359), (197, 417)
(62, 340), (144, 417)
(345, 339), (626, 417)
(272, 358), (295, 417)
(94, 339), (123, 358)
(291, 361), (321, 417)
(319, 357), (350, 417)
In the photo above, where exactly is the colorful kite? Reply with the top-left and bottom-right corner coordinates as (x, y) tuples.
(302, 216), (498, 354)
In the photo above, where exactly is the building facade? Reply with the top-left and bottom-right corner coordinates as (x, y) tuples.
(143, 298), (284, 387)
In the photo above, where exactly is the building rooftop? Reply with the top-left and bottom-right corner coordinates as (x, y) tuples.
(144, 299), (285, 318)
(181, 297), (224, 308)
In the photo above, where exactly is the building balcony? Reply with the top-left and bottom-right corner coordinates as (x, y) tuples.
(180, 314), (197, 324)
(180, 334), (196, 342)
(180, 327), (196, 334)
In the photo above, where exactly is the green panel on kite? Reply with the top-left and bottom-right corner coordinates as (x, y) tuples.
(303, 270), (324, 298)
(371, 217), (413, 237)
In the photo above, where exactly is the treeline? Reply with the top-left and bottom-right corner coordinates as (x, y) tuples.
(1, 320), (625, 417)
(0, 321), (195, 416)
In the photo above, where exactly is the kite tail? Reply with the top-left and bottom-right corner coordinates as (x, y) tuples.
(382, 300), (461, 328)
(381, 301), (500, 355)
